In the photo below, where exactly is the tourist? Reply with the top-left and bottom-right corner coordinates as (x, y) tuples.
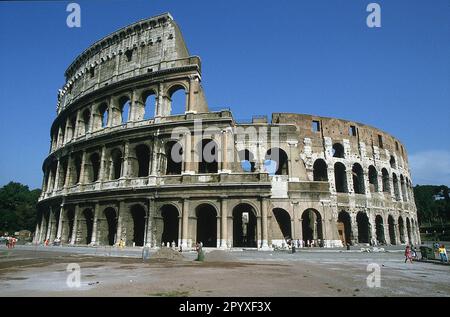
(404, 245), (413, 263)
(438, 245), (448, 263)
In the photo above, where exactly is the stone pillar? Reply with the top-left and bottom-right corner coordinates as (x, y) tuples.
(122, 141), (129, 178)
(181, 198), (189, 248)
(70, 205), (79, 245)
(45, 207), (53, 241)
(383, 216), (390, 245)
(64, 156), (72, 188)
(220, 129), (231, 173)
(90, 203), (99, 245)
(41, 169), (49, 196)
(53, 159), (61, 192)
(56, 206), (64, 240)
(99, 146), (106, 181)
(79, 150), (87, 185)
(292, 202), (301, 241)
(188, 76), (197, 112)
(88, 104), (95, 134)
(220, 196), (228, 248)
(46, 168), (54, 193)
(39, 214), (46, 243)
(151, 138), (159, 176)
(350, 213), (359, 244)
(145, 198), (155, 247)
(260, 197), (269, 249)
(116, 201), (124, 246)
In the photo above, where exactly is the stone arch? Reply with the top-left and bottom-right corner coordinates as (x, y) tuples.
(132, 144), (150, 178)
(97, 102), (109, 129)
(167, 84), (188, 115)
(352, 163), (365, 194)
(393, 173), (400, 201)
(238, 149), (256, 172)
(334, 162), (348, 193)
(81, 108), (91, 135)
(272, 208), (292, 244)
(129, 204), (146, 247)
(79, 208), (94, 245)
(375, 214), (385, 244)
(232, 203), (257, 248)
(390, 155), (396, 169)
(368, 165), (378, 192)
(337, 211), (352, 245)
(265, 147), (288, 176)
(313, 159), (328, 181)
(388, 214), (396, 245)
(332, 143), (345, 158)
(108, 148), (123, 180)
(400, 175), (408, 201)
(301, 209), (323, 246)
(87, 152), (101, 183)
(382, 168), (390, 192)
(165, 140), (183, 175)
(356, 211), (370, 244)
(70, 154), (82, 185)
(141, 89), (157, 120)
(406, 217), (412, 244)
(198, 139), (218, 173)
(118, 95), (131, 124)
(101, 207), (117, 246)
(160, 204), (179, 247)
(398, 216), (405, 243)
(195, 203), (218, 247)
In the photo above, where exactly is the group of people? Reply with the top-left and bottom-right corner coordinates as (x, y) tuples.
(404, 243), (448, 264)
(287, 239), (324, 248)
(3, 236), (17, 248)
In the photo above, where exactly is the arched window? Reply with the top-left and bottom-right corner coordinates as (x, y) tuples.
(393, 173), (400, 201)
(313, 159), (328, 181)
(166, 141), (183, 175)
(135, 144), (150, 177)
(68, 116), (77, 141)
(400, 174), (408, 201)
(168, 85), (186, 115)
(352, 163), (365, 194)
(98, 103), (109, 128)
(88, 153), (100, 182)
(142, 90), (156, 120)
(382, 168), (390, 192)
(198, 139), (218, 173)
(332, 143), (345, 158)
(238, 149), (255, 172)
(72, 154), (82, 185)
(264, 148), (288, 176)
(110, 149), (122, 180)
(82, 109), (90, 135)
(368, 165), (378, 192)
(390, 155), (396, 169)
(334, 162), (348, 193)
(119, 96), (131, 124)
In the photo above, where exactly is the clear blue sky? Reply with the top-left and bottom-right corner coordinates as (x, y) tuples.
(0, 0), (449, 189)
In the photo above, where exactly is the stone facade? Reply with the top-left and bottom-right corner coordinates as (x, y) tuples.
(34, 13), (420, 249)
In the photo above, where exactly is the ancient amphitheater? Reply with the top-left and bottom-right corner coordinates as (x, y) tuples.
(34, 13), (420, 249)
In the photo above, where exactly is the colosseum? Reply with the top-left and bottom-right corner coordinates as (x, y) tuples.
(34, 13), (420, 250)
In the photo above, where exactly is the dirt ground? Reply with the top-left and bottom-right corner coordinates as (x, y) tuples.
(1, 247), (449, 297)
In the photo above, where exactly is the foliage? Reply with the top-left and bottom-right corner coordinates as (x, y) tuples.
(414, 185), (450, 225)
(0, 182), (41, 234)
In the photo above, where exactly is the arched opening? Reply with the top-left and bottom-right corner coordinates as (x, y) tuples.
(104, 208), (117, 246)
(273, 208), (292, 242)
(264, 148), (288, 175)
(393, 173), (400, 201)
(356, 212), (370, 243)
(334, 162), (348, 193)
(400, 175), (407, 201)
(98, 103), (109, 128)
(388, 215), (396, 245)
(337, 211), (352, 245)
(313, 159), (328, 181)
(82, 209), (94, 245)
(130, 205), (146, 247)
(143, 90), (156, 120)
(406, 218), (412, 244)
(382, 168), (390, 192)
(88, 153), (100, 183)
(352, 163), (365, 194)
(198, 139), (218, 174)
(66, 208), (75, 243)
(398, 216), (405, 243)
(135, 144), (150, 177)
(166, 141), (183, 175)
(58, 124), (66, 146)
(390, 155), (396, 169)
(82, 109), (90, 135)
(302, 209), (323, 246)
(110, 149), (122, 180)
(72, 155), (82, 185)
(58, 158), (68, 188)
(332, 143), (345, 158)
(68, 116), (77, 141)
(196, 204), (217, 247)
(161, 205), (179, 246)
(119, 96), (131, 124)
(238, 149), (256, 172)
(232, 203), (257, 248)
(375, 215), (385, 245)
(49, 161), (58, 190)
(368, 166), (378, 192)
(168, 86), (186, 115)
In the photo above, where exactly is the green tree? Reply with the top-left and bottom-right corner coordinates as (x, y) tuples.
(0, 182), (41, 233)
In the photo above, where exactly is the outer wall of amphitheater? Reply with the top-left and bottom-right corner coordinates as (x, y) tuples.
(34, 13), (420, 250)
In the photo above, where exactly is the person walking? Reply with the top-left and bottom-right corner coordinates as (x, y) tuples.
(438, 245), (448, 263)
(404, 245), (413, 263)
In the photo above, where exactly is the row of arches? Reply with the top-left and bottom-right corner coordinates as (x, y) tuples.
(51, 86), (188, 152)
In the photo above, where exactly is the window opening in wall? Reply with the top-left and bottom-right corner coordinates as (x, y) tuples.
(349, 125), (357, 136)
(125, 50), (133, 62)
(312, 120), (320, 133)
(89, 67), (95, 78)
(378, 134), (383, 149)
(395, 141), (399, 151)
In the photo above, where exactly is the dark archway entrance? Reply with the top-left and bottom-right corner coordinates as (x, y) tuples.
(302, 209), (323, 246)
(375, 215), (385, 244)
(232, 204), (257, 247)
(398, 216), (405, 243)
(196, 204), (217, 247)
(337, 211), (352, 245)
(131, 205), (146, 246)
(66, 208), (75, 243)
(273, 208), (292, 242)
(161, 205), (179, 246)
(388, 215), (396, 245)
(104, 208), (117, 246)
(356, 212), (370, 243)
(82, 209), (94, 245)
(406, 218), (412, 244)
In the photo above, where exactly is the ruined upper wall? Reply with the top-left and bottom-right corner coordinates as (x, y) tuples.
(57, 13), (194, 113)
